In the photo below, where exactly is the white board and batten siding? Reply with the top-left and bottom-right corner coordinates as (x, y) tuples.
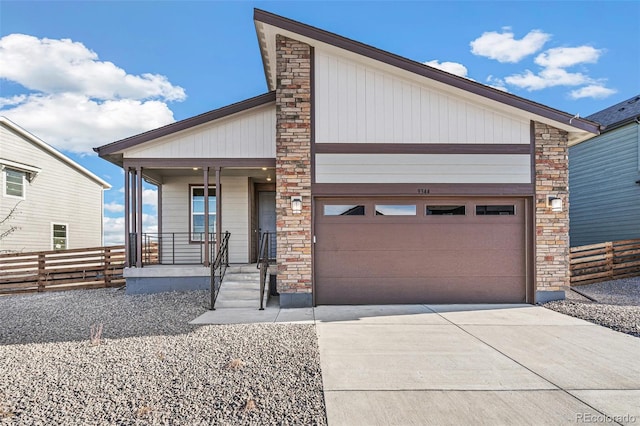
(0, 123), (104, 252)
(316, 154), (531, 184)
(313, 49), (531, 185)
(161, 175), (249, 263)
(125, 104), (276, 159)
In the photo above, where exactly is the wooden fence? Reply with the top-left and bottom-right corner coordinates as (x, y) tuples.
(0, 245), (126, 294)
(570, 239), (640, 286)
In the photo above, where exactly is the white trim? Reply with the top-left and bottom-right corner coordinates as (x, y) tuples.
(0, 158), (41, 178)
(3, 167), (27, 200)
(0, 116), (111, 189)
(51, 222), (69, 250)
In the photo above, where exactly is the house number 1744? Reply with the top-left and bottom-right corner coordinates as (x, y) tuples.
(417, 188), (429, 194)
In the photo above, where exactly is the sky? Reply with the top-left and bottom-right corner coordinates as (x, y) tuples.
(1, 1), (639, 244)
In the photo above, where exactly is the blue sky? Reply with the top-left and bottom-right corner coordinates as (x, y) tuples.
(1, 1), (639, 243)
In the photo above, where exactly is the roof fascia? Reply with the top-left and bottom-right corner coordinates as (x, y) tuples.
(0, 117), (111, 189)
(253, 8), (600, 135)
(95, 91), (276, 158)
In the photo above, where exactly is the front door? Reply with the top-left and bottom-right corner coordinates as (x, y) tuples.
(258, 191), (276, 259)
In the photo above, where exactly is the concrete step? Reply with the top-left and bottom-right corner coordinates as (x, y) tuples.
(213, 264), (268, 309)
(222, 273), (261, 282)
(225, 264), (260, 274)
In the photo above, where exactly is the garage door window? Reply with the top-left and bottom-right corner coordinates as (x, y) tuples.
(427, 205), (466, 215)
(324, 205), (365, 216)
(375, 205), (416, 216)
(475, 205), (515, 215)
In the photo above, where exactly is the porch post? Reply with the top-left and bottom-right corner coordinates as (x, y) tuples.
(124, 167), (130, 267)
(130, 168), (137, 267)
(203, 167), (210, 267)
(215, 167), (222, 261)
(136, 166), (143, 268)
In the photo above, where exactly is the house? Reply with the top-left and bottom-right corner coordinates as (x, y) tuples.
(569, 95), (640, 247)
(0, 117), (111, 253)
(95, 9), (599, 306)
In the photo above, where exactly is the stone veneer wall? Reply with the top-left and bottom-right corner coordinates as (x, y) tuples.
(274, 34), (313, 308)
(534, 121), (570, 302)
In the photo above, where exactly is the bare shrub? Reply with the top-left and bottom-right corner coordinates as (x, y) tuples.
(243, 397), (257, 412)
(225, 358), (245, 370)
(90, 323), (103, 346)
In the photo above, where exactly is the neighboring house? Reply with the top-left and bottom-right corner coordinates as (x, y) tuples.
(95, 9), (599, 306)
(569, 95), (640, 247)
(0, 117), (111, 253)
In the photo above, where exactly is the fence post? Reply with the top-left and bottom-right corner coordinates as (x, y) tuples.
(605, 242), (614, 279)
(104, 247), (112, 287)
(37, 254), (46, 292)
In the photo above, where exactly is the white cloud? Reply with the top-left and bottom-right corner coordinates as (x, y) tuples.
(104, 202), (125, 213)
(570, 85), (618, 99)
(142, 188), (158, 208)
(0, 95), (26, 108)
(0, 34), (185, 101)
(470, 28), (550, 63)
(0, 34), (185, 153)
(505, 68), (592, 91)
(103, 216), (125, 246)
(535, 46), (602, 69)
(424, 60), (469, 78)
(486, 75), (509, 92)
(103, 213), (157, 246)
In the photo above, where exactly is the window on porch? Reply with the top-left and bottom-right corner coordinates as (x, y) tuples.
(191, 186), (216, 242)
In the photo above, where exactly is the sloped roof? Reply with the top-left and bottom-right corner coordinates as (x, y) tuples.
(586, 94), (640, 131)
(253, 8), (600, 140)
(95, 91), (275, 165)
(1, 116), (111, 189)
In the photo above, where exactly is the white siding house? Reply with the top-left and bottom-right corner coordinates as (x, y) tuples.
(96, 10), (600, 305)
(0, 117), (110, 253)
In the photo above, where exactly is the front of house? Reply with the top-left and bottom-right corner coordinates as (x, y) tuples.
(96, 10), (600, 307)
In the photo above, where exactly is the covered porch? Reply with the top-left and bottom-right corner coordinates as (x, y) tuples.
(122, 159), (276, 293)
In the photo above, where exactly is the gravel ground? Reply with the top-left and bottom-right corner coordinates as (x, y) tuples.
(0, 289), (326, 425)
(544, 277), (640, 338)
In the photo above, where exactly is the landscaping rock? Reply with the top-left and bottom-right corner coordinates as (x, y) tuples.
(0, 289), (326, 425)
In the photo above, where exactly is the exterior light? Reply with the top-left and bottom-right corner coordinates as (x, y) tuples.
(266, 176), (272, 182)
(261, 167), (268, 171)
(291, 196), (302, 214)
(548, 196), (563, 212)
(193, 167), (199, 171)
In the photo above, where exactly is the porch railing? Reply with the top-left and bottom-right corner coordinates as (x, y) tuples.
(258, 232), (272, 310)
(210, 231), (231, 310)
(129, 233), (215, 266)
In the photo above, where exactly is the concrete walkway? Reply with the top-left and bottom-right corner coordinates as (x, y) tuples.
(192, 304), (640, 425)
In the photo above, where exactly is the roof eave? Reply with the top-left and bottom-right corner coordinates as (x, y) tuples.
(0, 116), (111, 189)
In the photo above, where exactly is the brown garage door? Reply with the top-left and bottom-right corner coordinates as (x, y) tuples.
(314, 197), (528, 304)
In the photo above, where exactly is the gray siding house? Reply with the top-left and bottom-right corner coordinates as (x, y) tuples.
(0, 117), (111, 253)
(569, 95), (640, 247)
(96, 9), (599, 305)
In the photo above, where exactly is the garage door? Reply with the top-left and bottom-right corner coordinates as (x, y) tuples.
(314, 197), (528, 304)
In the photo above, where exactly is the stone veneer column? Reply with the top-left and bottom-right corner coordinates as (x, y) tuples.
(534, 121), (570, 302)
(275, 34), (313, 308)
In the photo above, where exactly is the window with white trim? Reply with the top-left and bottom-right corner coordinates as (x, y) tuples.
(52, 224), (68, 250)
(191, 186), (216, 241)
(4, 168), (26, 198)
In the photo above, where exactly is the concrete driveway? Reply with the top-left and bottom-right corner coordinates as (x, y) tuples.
(315, 304), (640, 426)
